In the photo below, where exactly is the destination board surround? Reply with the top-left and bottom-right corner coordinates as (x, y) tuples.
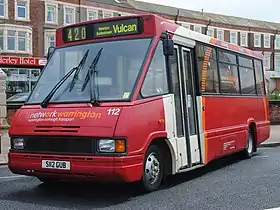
(63, 17), (143, 42)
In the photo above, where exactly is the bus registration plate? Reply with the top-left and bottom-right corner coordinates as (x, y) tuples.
(42, 160), (70, 170)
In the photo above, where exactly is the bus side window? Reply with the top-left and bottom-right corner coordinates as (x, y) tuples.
(254, 59), (266, 95)
(141, 41), (169, 97)
(196, 44), (219, 94)
(238, 56), (256, 95)
(218, 50), (240, 94)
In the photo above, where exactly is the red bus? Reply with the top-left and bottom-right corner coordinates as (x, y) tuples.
(8, 14), (270, 192)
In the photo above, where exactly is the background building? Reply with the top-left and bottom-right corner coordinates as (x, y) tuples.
(2, 0), (280, 98)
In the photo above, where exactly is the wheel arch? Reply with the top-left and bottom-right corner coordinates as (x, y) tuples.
(147, 137), (177, 176)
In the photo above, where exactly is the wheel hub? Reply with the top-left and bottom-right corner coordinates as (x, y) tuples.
(145, 153), (160, 184)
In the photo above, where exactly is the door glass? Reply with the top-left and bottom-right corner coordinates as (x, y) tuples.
(183, 50), (197, 136)
(171, 48), (184, 137)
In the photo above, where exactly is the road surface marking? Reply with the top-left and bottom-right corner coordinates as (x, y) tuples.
(265, 207), (280, 210)
(0, 175), (26, 179)
(252, 155), (268, 158)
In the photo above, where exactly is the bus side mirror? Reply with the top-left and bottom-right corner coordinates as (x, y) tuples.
(47, 46), (55, 60)
(163, 39), (174, 56)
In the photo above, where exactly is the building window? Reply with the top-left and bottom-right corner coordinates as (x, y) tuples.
(275, 35), (280, 49)
(217, 29), (224, 40)
(64, 6), (75, 25)
(240, 32), (247, 47)
(207, 27), (214, 37)
(7, 30), (16, 51)
(194, 25), (202, 33)
(275, 54), (280, 71)
(87, 9), (98, 20)
(0, 29), (3, 50)
(15, 0), (30, 20)
(103, 11), (113, 18)
(264, 34), (270, 48)
(263, 53), (271, 70)
(181, 23), (190, 30)
(0, 0), (8, 18)
(4, 68), (41, 99)
(230, 31), (238, 45)
(45, 3), (58, 24)
(44, 30), (56, 55)
(0, 25), (32, 54)
(254, 33), (261, 47)
(18, 31), (26, 51)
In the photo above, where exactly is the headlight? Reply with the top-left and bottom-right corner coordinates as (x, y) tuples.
(12, 138), (24, 150)
(98, 139), (126, 153)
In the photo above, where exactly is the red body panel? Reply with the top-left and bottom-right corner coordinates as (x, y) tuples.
(9, 104), (121, 137)
(203, 96), (270, 163)
(8, 153), (143, 182)
(8, 98), (166, 182)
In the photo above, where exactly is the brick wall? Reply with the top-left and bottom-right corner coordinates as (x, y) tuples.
(0, 0), (45, 57)
(269, 101), (280, 124)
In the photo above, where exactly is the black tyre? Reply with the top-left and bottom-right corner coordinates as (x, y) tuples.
(243, 128), (255, 158)
(140, 145), (164, 192)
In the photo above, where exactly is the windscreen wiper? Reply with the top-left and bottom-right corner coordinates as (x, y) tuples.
(81, 48), (103, 106)
(69, 49), (89, 92)
(41, 50), (90, 108)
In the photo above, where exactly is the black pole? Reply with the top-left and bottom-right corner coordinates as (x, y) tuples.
(79, 0), (81, 22)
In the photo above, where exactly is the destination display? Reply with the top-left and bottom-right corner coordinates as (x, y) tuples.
(63, 17), (143, 42)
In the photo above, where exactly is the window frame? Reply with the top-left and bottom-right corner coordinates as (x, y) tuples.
(0, 0), (8, 19)
(217, 29), (224, 41)
(87, 8), (98, 21)
(103, 10), (113, 18)
(44, 29), (56, 55)
(140, 39), (170, 98)
(15, 0), (30, 21)
(254, 33), (261, 47)
(238, 55), (257, 95)
(193, 25), (202, 34)
(206, 27), (214, 37)
(263, 52), (271, 70)
(195, 41), (266, 97)
(230, 31), (238, 45)
(240, 31), (248, 47)
(275, 35), (280, 50)
(217, 49), (241, 95)
(45, 2), (58, 24)
(263, 34), (271, 48)
(275, 54), (280, 72)
(195, 43), (220, 95)
(64, 5), (76, 25)
(0, 24), (32, 54)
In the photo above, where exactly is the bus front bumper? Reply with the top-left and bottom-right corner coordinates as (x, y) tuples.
(8, 152), (144, 183)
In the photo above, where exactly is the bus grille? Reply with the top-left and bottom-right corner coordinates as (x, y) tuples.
(23, 136), (95, 155)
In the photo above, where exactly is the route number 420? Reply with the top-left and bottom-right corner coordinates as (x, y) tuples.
(107, 108), (120, 116)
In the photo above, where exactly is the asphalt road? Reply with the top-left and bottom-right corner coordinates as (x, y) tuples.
(1, 147), (280, 210)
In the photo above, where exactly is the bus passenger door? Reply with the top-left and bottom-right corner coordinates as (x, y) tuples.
(180, 47), (201, 165)
(170, 46), (189, 168)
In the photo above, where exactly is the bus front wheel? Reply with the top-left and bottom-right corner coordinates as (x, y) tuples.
(140, 144), (164, 192)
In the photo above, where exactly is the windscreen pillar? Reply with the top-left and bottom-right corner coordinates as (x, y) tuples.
(0, 68), (8, 162)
